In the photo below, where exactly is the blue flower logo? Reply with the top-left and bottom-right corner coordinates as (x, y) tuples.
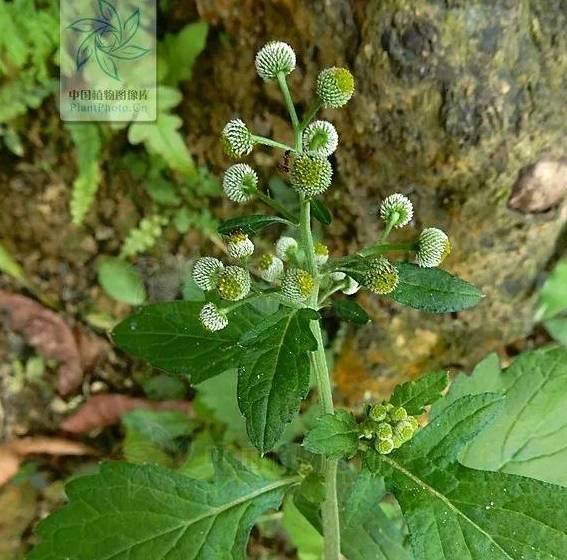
(68, 0), (150, 80)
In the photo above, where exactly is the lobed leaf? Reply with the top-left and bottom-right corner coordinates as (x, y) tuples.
(29, 453), (297, 560)
(238, 307), (318, 453)
(391, 263), (483, 313)
(303, 410), (359, 458)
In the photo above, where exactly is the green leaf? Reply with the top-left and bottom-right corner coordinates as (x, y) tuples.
(218, 214), (293, 236)
(282, 497), (323, 560)
(544, 317), (567, 346)
(237, 307), (318, 453)
(128, 86), (194, 176)
(29, 453), (297, 560)
(391, 263), (483, 313)
(331, 298), (370, 325)
(311, 198), (332, 225)
(390, 371), (448, 415)
(303, 410), (359, 458)
(112, 301), (264, 383)
(538, 260), (567, 319)
(161, 21), (208, 86)
(366, 393), (567, 559)
(66, 123), (103, 226)
(433, 347), (567, 486)
(0, 241), (30, 287)
(97, 257), (146, 305)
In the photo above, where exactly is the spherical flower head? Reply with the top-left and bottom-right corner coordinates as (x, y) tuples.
(364, 257), (399, 295)
(192, 257), (224, 291)
(223, 164), (258, 203)
(217, 266), (251, 301)
(380, 193), (414, 229)
(395, 419), (416, 443)
(369, 403), (388, 422)
(376, 422), (393, 440)
(199, 303), (228, 332)
(390, 406), (408, 423)
(316, 67), (355, 108)
(290, 153), (333, 197)
(275, 236), (298, 262)
(281, 268), (314, 302)
(222, 119), (255, 159)
(375, 437), (395, 455)
(225, 230), (254, 259)
(342, 276), (360, 296)
(330, 271), (346, 282)
(314, 242), (329, 266)
(407, 416), (420, 432)
(255, 41), (296, 81)
(303, 120), (338, 157)
(392, 434), (403, 449)
(416, 227), (451, 268)
(258, 253), (284, 282)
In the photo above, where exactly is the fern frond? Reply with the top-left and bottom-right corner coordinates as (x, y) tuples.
(120, 215), (169, 259)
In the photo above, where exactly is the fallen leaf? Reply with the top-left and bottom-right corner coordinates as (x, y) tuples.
(0, 437), (96, 486)
(73, 327), (110, 372)
(60, 394), (191, 433)
(0, 292), (82, 395)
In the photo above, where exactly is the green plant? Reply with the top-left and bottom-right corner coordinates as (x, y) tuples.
(29, 41), (567, 560)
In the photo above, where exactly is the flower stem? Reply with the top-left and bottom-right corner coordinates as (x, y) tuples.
(277, 72), (300, 131)
(357, 241), (416, 258)
(299, 99), (322, 131)
(252, 135), (295, 152)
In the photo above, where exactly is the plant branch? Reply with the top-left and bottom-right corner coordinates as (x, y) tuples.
(299, 99), (322, 131)
(251, 135), (295, 152)
(357, 241), (416, 258)
(277, 72), (300, 131)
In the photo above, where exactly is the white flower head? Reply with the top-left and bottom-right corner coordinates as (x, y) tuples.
(255, 41), (296, 81)
(258, 253), (284, 282)
(199, 303), (228, 332)
(342, 276), (360, 295)
(217, 266), (251, 301)
(316, 67), (355, 108)
(281, 268), (314, 303)
(290, 153), (333, 198)
(275, 236), (298, 262)
(303, 120), (338, 157)
(363, 256), (399, 295)
(416, 228), (451, 268)
(192, 257), (224, 291)
(223, 164), (258, 203)
(380, 193), (414, 229)
(314, 242), (329, 266)
(225, 230), (255, 259)
(222, 119), (255, 159)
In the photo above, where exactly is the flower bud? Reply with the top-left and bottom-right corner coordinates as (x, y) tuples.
(316, 67), (355, 108)
(275, 236), (298, 262)
(330, 271), (346, 282)
(416, 228), (451, 268)
(217, 266), (251, 301)
(390, 406), (408, 423)
(281, 268), (315, 302)
(407, 416), (420, 431)
(380, 193), (413, 229)
(199, 303), (228, 332)
(342, 276), (360, 296)
(303, 120), (338, 157)
(369, 403), (388, 422)
(376, 422), (393, 440)
(192, 257), (224, 291)
(392, 434), (403, 449)
(225, 230), (254, 259)
(375, 437), (395, 455)
(364, 257), (399, 295)
(314, 242), (329, 266)
(395, 419), (416, 443)
(258, 253), (284, 282)
(222, 119), (255, 159)
(290, 153), (333, 197)
(255, 41), (296, 81)
(359, 420), (375, 440)
(223, 163), (258, 203)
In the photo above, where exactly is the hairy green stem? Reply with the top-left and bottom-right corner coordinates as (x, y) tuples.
(277, 72), (300, 131)
(299, 99), (322, 130)
(252, 135), (294, 152)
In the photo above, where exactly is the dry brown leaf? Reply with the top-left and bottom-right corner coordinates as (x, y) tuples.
(0, 291), (83, 395)
(0, 437), (96, 486)
(60, 394), (192, 433)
